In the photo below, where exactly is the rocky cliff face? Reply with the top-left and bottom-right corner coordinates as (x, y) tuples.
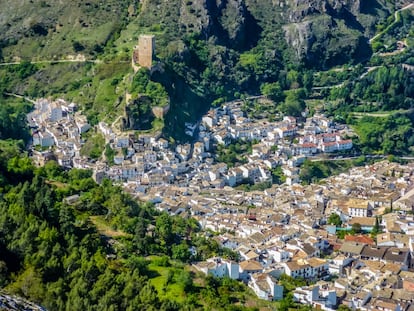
(286, 0), (361, 21)
(0, 0), (394, 66)
(139, 0), (388, 67)
(140, 0), (261, 51)
(283, 0), (374, 66)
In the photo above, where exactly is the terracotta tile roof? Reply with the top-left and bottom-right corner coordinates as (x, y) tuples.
(381, 263), (401, 274)
(348, 217), (376, 227)
(239, 260), (263, 271)
(285, 260), (308, 271)
(360, 260), (384, 272)
(244, 250), (260, 260)
(306, 257), (327, 268)
(345, 235), (375, 245)
(300, 143), (317, 148)
(302, 243), (317, 255)
(339, 241), (365, 255)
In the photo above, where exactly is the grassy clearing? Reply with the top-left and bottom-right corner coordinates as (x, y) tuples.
(114, 18), (142, 54)
(146, 256), (277, 310)
(90, 215), (131, 238)
(45, 180), (69, 189)
(147, 257), (189, 303)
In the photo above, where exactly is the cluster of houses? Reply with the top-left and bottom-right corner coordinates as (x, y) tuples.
(202, 102), (353, 155)
(27, 98), (90, 167)
(75, 100), (353, 192)
(192, 161), (414, 310)
(26, 97), (414, 310)
(28, 98), (353, 192)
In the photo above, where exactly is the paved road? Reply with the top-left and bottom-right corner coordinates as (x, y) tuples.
(310, 154), (414, 162)
(309, 155), (387, 162)
(312, 66), (382, 90)
(369, 3), (414, 44)
(312, 83), (344, 91)
(359, 66), (381, 79)
(309, 156), (357, 162)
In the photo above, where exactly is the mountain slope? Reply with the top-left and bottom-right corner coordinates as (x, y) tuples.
(136, 0), (390, 67)
(0, 0), (405, 140)
(0, 0), (136, 61)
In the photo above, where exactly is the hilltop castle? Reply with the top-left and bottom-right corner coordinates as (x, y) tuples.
(132, 34), (155, 72)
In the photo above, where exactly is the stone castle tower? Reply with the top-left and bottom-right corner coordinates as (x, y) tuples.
(132, 34), (155, 71)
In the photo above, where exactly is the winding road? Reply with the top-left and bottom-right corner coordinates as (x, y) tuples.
(312, 66), (382, 90)
(369, 3), (414, 44)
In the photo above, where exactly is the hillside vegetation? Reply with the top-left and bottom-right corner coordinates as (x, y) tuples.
(0, 0), (414, 145)
(0, 0), (135, 60)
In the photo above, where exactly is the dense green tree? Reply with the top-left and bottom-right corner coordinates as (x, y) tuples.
(371, 216), (381, 237)
(279, 292), (295, 311)
(0, 260), (8, 287)
(338, 305), (353, 311)
(302, 71), (314, 94)
(260, 82), (284, 102)
(328, 213), (342, 227)
(156, 213), (174, 251)
(353, 114), (414, 155)
(176, 270), (194, 292)
(0, 102), (31, 141)
(287, 70), (301, 89)
(351, 223), (362, 234)
(72, 41), (85, 52)
(172, 243), (191, 262)
(280, 90), (306, 117)
(300, 160), (328, 184)
(133, 221), (150, 255)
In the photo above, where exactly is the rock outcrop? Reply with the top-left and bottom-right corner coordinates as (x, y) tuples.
(139, 0), (387, 67)
(282, 0), (372, 67)
(141, 0), (261, 51)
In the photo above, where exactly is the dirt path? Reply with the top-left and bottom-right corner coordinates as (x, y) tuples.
(0, 58), (101, 66)
(3, 92), (37, 104)
(352, 109), (409, 118)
